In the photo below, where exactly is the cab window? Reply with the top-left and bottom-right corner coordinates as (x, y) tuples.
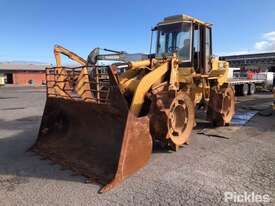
(156, 22), (192, 62)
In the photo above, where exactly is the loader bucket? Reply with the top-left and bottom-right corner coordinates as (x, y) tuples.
(30, 66), (152, 193)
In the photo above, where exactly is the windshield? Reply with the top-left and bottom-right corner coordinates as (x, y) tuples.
(156, 22), (192, 62)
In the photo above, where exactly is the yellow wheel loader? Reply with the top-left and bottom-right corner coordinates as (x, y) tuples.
(31, 15), (235, 193)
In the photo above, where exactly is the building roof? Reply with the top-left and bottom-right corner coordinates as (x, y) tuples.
(0, 63), (50, 71)
(220, 52), (275, 68)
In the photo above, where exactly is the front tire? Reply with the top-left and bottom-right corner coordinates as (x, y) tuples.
(149, 87), (195, 151)
(167, 93), (195, 147)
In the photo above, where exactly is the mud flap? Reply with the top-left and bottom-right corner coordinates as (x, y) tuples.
(30, 67), (152, 193)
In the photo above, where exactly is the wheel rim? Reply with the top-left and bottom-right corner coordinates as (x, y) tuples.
(149, 86), (194, 149)
(223, 91), (232, 116)
(168, 100), (188, 137)
(222, 87), (235, 122)
(167, 94), (194, 146)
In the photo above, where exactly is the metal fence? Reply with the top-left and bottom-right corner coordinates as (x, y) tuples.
(45, 66), (112, 104)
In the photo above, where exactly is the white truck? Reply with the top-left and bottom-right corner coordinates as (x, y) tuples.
(228, 68), (274, 96)
(253, 72), (274, 90)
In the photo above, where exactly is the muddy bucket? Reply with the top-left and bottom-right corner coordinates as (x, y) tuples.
(30, 66), (152, 193)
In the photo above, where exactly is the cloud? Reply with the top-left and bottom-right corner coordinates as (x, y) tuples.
(218, 31), (275, 56)
(218, 50), (251, 56)
(255, 41), (270, 50)
(263, 31), (275, 41)
(254, 31), (275, 52)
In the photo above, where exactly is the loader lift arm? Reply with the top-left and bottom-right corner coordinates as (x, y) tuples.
(54, 44), (87, 66)
(50, 45), (93, 101)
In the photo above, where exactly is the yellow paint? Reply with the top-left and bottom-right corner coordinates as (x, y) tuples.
(130, 62), (169, 115)
(128, 59), (151, 69)
(209, 58), (229, 86)
(169, 54), (179, 90)
(158, 15), (211, 27)
(0, 75), (5, 86)
(177, 67), (194, 84)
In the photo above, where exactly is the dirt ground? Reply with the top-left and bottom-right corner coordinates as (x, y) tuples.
(0, 87), (274, 206)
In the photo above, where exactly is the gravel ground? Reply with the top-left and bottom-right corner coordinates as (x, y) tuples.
(0, 87), (274, 206)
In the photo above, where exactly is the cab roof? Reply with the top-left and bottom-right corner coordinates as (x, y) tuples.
(157, 15), (211, 27)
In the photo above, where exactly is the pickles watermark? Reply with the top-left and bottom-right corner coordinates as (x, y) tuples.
(224, 192), (271, 203)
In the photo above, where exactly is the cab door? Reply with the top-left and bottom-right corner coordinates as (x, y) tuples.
(201, 26), (212, 73)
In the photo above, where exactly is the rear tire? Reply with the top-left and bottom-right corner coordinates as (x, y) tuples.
(207, 85), (235, 126)
(248, 83), (256, 95)
(241, 84), (249, 96)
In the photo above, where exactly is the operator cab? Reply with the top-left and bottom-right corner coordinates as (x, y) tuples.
(154, 15), (212, 73)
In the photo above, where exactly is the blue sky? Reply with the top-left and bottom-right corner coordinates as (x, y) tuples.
(0, 0), (275, 63)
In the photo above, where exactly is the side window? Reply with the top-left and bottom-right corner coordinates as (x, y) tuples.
(176, 31), (191, 61)
(176, 23), (192, 62)
(166, 32), (173, 52)
(204, 27), (212, 72)
(176, 32), (188, 48)
(193, 26), (200, 71)
(158, 32), (166, 55)
(194, 28), (200, 53)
